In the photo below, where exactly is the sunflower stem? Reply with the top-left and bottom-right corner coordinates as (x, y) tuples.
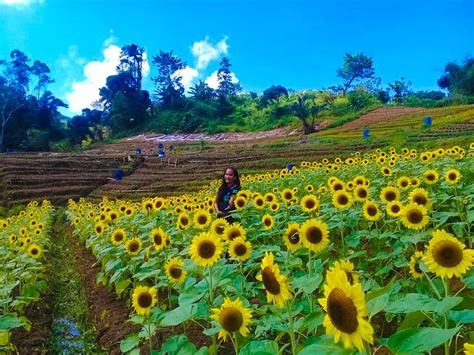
(442, 278), (450, 355)
(233, 332), (240, 354)
(208, 265), (214, 305)
(423, 272), (442, 299)
(286, 301), (297, 355)
(239, 262), (244, 295)
(307, 250), (314, 313)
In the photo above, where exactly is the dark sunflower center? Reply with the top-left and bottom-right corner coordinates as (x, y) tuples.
(367, 205), (377, 216)
(97, 226), (102, 233)
(305, 199), (315, 209)
(155, 201), (163, 208)
(334, 183), (343, 191)
(237, 199), (245, 207)
(337, 194), (349, 205)
(114, 233), (124, 241)
(264, 218), (272, 227)
(128, 241), (139, 252)
(137, 292), (153, 308)
(288, 230), (299, 244)
(385, 191), (396, 201)
(145, 204), (152, 210)
(228, 230), (240, 241)
(220, 307), (243, 332)
(262, 267), (281, 295)
(284, 192), (293, 200)
(233, 243), (247, 256)
(327, 287), (359, 334)
(427, 174), (435, 181)
(407, 209), (423, 224)
(391, 204), (400, 213)
(180, 217), (189, 225)
(357, 189), (367, 198)
(215, 224), (225, 235)
(198, 215), (208, 225)
(306, 226), (323, 244)
(401, 181), (408, 187)
(448, 173), (457, 180)
(256, 199), (264, 206)
(169, 265), (182, 278)
(413, 193), (427, 205)
(432, 241), (463, 267)
(31, 248), (39, 255)
(198, 240), (216, 259)
(153, 234), (162, 245)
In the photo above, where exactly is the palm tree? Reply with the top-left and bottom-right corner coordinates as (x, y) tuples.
(291, 94), (326, 135)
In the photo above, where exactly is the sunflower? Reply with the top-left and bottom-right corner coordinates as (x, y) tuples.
(400, 203), (429, 230)
(193, 209), (212, 229)
(95, 222), (105, 236)
(223, 223), (247, 242)
(111, 228), (127, 245)
(256, 252), (292, 307)
(189, 232), (224, 267)
(280, 188), (294, 204)
(329, 179), (345, 193)
(423, 229), (474, 278)
(210, 297), (252, 341)
(300, 194), (319, 213)
(353, 176), (367, 186)
(269, 202), (280, 212)
(332, 190), (353, 210)
(107, 210), (119, 221)
(132, 286), (157, 316)
(234, 196), (247, 210)
(318, 269), (374, 351)
(153, 197), (165, 211)
(362, 200), (381, 221)
(353, 185), (369, 202)
(283, 222), (301, 252)
(410, 177), (421, 187)
(27, 244), (42, 258)
(228, 237), (252, 262)
(409, 188), (431, 209)
(253, 195), (265, 209)
(419, 152), (431, 163)
(9, 234), (17, 244)
(380, 186), (400, 204)
(261, 214), (274, 230)
(300, 219), (329, 253)
(409, 251), (425, 279)
(165, 257), (187, 284)
(126, 237), (142, 256)
(210, 218), (229, 238)
(381, 166), (392, 176)
(386, 200), (403, 217)
(423, 169), (439, 185)
(150, 228), (167, 251)
(464, 343), (474, 355)
(445, 168), (461, 185)
(332, 259), (359, 285)
(177, 212), (192, 230)
(397, 176), (411, 190)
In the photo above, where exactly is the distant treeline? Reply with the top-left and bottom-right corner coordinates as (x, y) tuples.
(1, 46), (473, 151)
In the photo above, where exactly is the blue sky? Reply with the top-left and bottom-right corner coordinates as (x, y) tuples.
(0, 0), (473, 116)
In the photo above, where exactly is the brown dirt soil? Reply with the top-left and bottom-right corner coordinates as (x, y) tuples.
(67, 226), (216, 353)
(10, 291), (53, 354)
(67, 226), (139, 354)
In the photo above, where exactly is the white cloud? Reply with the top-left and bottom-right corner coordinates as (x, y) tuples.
(66, 45), (121, 113)
(64, 42), (151, 113)
(205, 70), (239, 90)
(0, 0), (43, 6)
(103, 30), (118, 47)
(191, 36), (228, 70)
(172, 66), (199, 93)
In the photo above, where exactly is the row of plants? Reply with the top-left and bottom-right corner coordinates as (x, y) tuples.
(67, 143), (473, 354)
(0, 200), (54, 352)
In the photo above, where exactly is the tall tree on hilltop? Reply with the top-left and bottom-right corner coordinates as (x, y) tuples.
(152, 50), (186, 109)
(388, 77), (412, 103)
(291, 94), (327, 135)
(337, 52), (375, 94)
(30, 60), (54, 99)
(189, 80), (215, 101)
(216, 57), (241, 99)
(438, 57), (474, 97)
(117, 44), (145, 91)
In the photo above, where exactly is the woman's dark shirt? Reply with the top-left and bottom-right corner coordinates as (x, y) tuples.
(217, 184), (240, 211)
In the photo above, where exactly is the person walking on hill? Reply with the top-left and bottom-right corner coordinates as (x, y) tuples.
(215, 166), (241, 223)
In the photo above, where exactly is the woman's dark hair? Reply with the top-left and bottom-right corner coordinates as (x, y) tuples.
(216, 166), (241, 202)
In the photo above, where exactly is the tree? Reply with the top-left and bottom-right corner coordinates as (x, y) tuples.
(388, 77), (412, 103)
(0, 78), (25, 151)
(438, 57), (474, 96)
(152, 50), (186, 109)
(30, 60), (54, 99)
(291, 94), (326, 135)
(216, 57), (241, 99)
(7, 50), (30, 93)
(261, 85), (288, 106)
(337, 53), (375, 94)
(189, 80), (215, 101)
(99, 71), (137, 108)
(117, 44), (145, 91)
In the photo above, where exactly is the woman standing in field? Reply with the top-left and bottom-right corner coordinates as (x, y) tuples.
(215, 166), (241, 222)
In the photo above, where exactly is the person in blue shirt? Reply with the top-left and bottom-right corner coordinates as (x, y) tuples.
(215, 166), (241, 222)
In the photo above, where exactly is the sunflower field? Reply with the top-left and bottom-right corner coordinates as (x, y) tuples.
(65, 144), (473, 354)
(0, 201), (54, 352)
